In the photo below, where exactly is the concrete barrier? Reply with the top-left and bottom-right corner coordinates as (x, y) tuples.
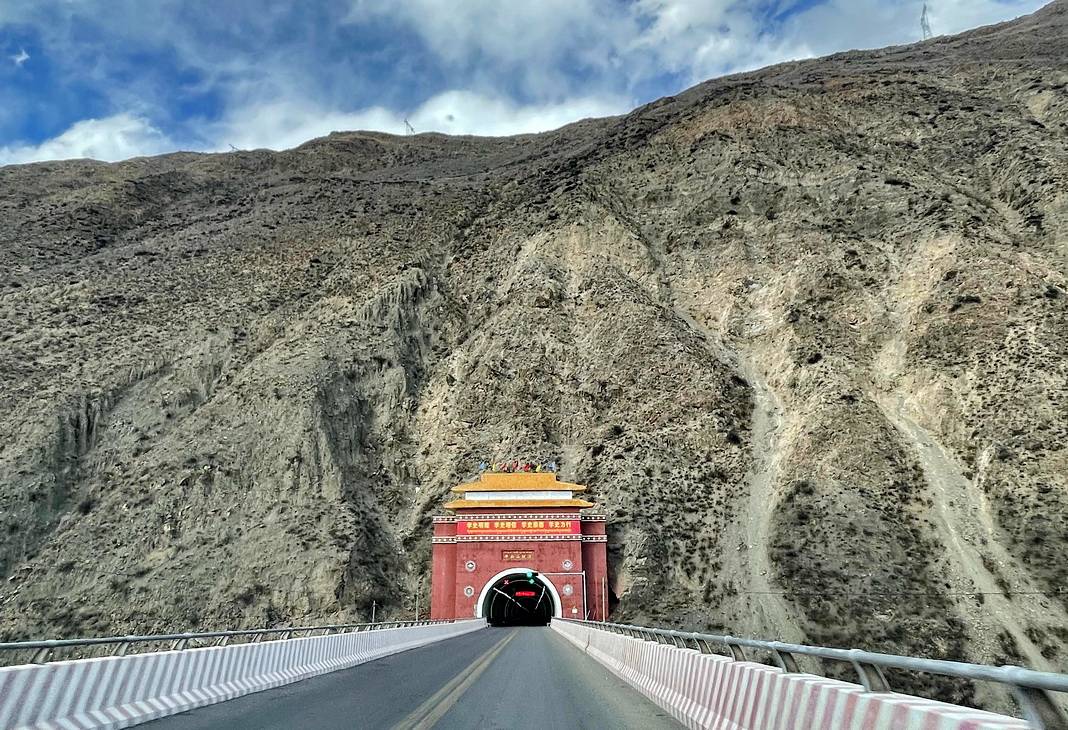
(0, 620), (484, 729)
(552, 620), (1031, 729)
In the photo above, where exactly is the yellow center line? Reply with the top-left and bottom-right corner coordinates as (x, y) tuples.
(391, 629), (518, 730)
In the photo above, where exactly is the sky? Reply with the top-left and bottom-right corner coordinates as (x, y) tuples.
(0, 0), (1049, 165)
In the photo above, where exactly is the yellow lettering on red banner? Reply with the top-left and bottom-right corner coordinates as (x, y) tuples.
(458, 518), (579, 536)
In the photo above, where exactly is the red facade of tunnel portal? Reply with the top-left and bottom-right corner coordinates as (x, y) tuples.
(430, 472), (608, 622)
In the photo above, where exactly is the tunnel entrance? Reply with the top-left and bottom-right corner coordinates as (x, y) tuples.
(482, 573), (556, 626)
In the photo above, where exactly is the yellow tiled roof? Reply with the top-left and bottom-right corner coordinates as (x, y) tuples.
(444, 498), (595, 510)
(450, 471), (587, 494)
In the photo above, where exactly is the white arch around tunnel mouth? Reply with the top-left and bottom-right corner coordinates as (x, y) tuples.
(474, 567), (563, 619)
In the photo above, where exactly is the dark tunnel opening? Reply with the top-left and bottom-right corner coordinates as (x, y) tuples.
(483, 574), (555, 627)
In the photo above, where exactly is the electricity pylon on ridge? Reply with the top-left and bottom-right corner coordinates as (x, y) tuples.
(921, 2), (933, 40)
(404, 118), (416, 135)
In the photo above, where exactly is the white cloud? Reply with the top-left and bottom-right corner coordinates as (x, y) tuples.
(408, 91), (625, 137)
(352, 0), (602, 66)
(0, 91), (628, 166)
(352, 0), (1048, 87)
(348, 0), (633, 97)
(0, 113), (175, 166)
(347, 0), (816, 94)
(10, 48), (29, 67)
(619, 0), (823, 82)
(204, 102), (406, 152)
(347, 0), (805, 91)
(919, 0), (1048, 36)
(206, 91), (628, 152)
(631, 0), (735, 64)
(772, 0), (1048, 59)
(625, 0), (1048, 82)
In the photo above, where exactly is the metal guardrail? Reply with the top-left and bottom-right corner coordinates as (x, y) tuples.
(0, 620), (451, 666)
(569, 620), (1068, 730)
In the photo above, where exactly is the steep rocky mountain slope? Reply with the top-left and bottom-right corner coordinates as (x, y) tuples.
(1, 0), (1066, 709)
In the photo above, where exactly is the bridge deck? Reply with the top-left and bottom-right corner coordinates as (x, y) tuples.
(140, 626), (680, 729)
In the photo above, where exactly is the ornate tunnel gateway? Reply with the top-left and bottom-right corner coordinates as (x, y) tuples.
(430, 471), (608, 622)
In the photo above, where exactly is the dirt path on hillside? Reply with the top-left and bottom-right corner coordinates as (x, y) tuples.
(669, 303), (802, 642)
(725, 356), (804, 644)
(877, 392), (1068, 715)
(876, 393), (1067, 674)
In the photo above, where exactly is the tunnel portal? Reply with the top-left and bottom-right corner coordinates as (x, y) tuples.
(483, 573), (555, 626)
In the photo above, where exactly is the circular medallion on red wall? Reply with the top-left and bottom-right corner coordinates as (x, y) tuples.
(463, 585), (475, 597)
(562, 559), (573, 571)
(563, 584), (574, 596)
(465, 560), (476, 572)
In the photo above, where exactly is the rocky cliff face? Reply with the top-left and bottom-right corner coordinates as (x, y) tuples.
(1, 0), (1065, 710)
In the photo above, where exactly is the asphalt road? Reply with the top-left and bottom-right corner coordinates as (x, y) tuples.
(141, 626), (680, 729)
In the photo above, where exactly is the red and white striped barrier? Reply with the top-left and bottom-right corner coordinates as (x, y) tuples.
(552, 620), (1030, 729)
(0, 620), (484, 729)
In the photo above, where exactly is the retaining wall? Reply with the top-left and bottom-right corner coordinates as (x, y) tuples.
(552, 620), (1030, 729)
(0, 620), (484, 729)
